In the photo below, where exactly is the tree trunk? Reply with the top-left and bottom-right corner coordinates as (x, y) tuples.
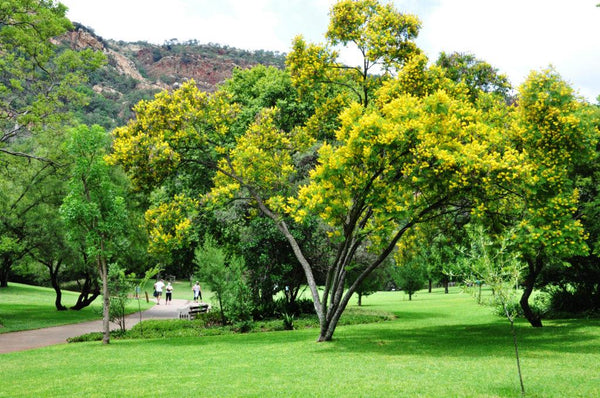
(409, 291), (413, 301)
(46, 259), (67, 311)
(71, 272), (100, 310)
(318, 307), (345, 342)
(217, 294), (227, 325)
(428, 279), (432, 293)
(520, 259), (543, 327)
(357, 292), (362, 306)
(443, 279), (449, 294)
(0, 258), (12, 288)
(98, 247), (110, 344)
(51, 279), (67, 311)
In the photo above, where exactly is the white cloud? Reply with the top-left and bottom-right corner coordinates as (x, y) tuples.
(414, 0), (600, 99)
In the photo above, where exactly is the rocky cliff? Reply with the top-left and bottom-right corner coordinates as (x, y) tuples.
(61, 24), (286, 128)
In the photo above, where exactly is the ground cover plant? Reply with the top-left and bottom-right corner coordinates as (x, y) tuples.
(1, 288), (598, 397)
(67, 307), (394, 342)
(0, 283), (153, 333)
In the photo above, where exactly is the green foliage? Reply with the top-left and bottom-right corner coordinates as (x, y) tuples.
(60, 124), (129, 343)
(546, 284), (599, 316)
(194, 236), (254, 327)
(107, 263), (134, 331)
(462, 225), (523, 315)
(0, 0), (104, 159)
(61, 125), (128, 260)
(390, 261), (427, 301)
(436, 52), (512, 102)
(461, 224), (526, 394)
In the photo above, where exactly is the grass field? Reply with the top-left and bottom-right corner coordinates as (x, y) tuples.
(0, 283), (156, 333)
(1, 284), (599, 397)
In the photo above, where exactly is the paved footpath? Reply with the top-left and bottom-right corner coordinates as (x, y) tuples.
(0, 298), (191, 354)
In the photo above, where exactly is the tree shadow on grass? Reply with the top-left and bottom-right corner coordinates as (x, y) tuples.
(321, 317), (600, 358)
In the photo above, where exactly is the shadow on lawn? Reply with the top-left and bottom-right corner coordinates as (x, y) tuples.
(323, 317), (600, 358)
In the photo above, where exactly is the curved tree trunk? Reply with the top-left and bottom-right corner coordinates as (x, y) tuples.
(43, 259), (67, 311)
(51, 279), (67, 311)
(70, 272), (100, 310)
(520, 258), (543, 327)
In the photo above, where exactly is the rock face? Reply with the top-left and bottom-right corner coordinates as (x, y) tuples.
(62, 24), (286, 93)
(56, 24), (286, 128)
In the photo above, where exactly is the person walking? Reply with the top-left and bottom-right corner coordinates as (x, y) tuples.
(154, 279), (165, 305)
(192, 281), (202, 303)
(165, 282), (173, 305)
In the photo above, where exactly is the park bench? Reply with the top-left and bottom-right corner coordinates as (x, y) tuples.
(178, 303), (210, 320)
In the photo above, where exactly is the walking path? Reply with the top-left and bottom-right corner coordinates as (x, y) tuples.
(0, 299), (191, 354)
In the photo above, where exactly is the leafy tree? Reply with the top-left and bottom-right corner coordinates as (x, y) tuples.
(60, 124), (127, 344)
(107, 263), (133, 332)
(346, 248), (390, 305)
(0, 0), (102, 292)
(194, 235), (253, 328)
(390, 260), (427, 301)
(28, 202), (75, 311)
(462, 224), (526, 395)
(0, 153), (63, 287)
(504, 69), (598, 327)
(436, 52), (512, 102)
(540, 106), (600, 314)
(110, 0), (531, 341)
(0, 0), (104, 161)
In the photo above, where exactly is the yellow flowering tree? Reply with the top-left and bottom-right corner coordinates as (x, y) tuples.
(144, 194), (199, 256)
(110, 0), (517, 341)
(505, 69), (598, 327)
(108, 1), (596, 341)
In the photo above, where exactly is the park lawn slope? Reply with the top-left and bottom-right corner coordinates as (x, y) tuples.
(0, 289), (599, 397)
(0, 283), (153, 333)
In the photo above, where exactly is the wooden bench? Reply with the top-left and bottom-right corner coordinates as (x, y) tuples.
(178, 303), (210, 320)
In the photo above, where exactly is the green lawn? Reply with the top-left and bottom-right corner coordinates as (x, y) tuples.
(0, 283), (154, 333)
(1, 286), (599, 397)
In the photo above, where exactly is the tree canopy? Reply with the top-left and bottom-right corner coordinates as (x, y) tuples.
(110, 0), (597, 341)
(0, 0), (104, 161)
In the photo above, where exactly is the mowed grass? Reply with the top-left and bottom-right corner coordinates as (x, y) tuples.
(1, 287), (599, 397)
(0, 283), (154, 333)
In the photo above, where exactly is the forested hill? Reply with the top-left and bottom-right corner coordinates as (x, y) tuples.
(62, 23), (287, 129)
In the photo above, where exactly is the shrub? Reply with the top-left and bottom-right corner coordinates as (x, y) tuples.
(282, 312), (294, 330)
(126, 319), (202, 339)
(546, 284), (600, 316)
(493, 294), (549, 319)
(274, 297), (315, 317)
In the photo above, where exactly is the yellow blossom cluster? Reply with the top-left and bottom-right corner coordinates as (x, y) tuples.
(144, 194), (199, 255)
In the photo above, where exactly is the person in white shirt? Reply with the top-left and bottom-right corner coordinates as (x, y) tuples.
(154, 279), (165, 305)
(192, 282), (202, 303)
(165, 282), (173, 305)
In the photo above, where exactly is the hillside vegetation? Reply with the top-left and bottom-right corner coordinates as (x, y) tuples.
(63, 24), (286, 129)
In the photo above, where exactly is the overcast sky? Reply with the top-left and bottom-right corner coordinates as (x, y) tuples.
(61, 0), (600, 102)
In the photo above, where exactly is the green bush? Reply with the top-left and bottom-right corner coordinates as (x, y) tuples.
(493, 294), (549, 319)
(196, 311), (223, 327)
(67, 329), (127, 343)
(274, 297), (315, 317)
(67, 307), (391, 342)
(546, 285), (600, 316)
